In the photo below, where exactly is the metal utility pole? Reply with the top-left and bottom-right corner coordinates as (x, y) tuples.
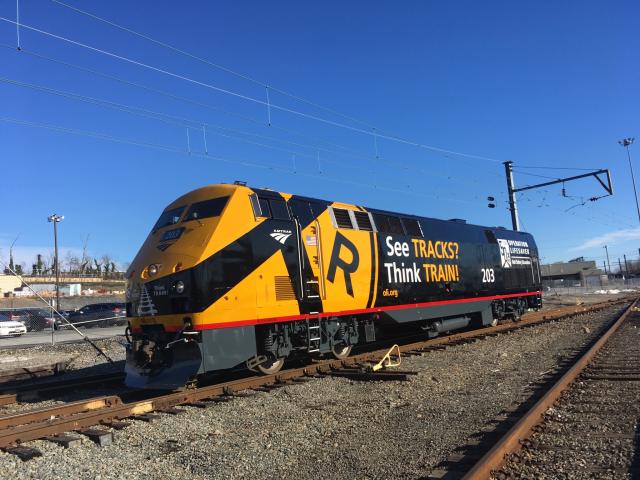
(618, 258), (623, 275)
(47, 214), (64, 311)
(502, 162), (613, 231)
(618, 138), (639, 225)
(604, 245), (611, 275)
(504, 161), (520, 231)
(624, 254), (629, 274)
(603, 260), (608, 274)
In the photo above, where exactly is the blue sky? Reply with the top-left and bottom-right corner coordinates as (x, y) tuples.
(1, 0), (638, 271)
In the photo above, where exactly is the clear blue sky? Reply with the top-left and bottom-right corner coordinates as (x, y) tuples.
(1, 0), (638, 271)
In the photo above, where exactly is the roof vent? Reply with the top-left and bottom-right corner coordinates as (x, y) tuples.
(234, 180), (247, 186)
(448, 218), (466, 223)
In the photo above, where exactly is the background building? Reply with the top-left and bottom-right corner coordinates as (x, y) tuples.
(541, 258), (606, 288)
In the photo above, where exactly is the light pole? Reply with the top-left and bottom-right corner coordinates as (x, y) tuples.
(619, 138), (639, 225)
(47, 214), (64, 311)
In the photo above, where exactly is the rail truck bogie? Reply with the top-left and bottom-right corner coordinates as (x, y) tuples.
(125, 184), (542, 388)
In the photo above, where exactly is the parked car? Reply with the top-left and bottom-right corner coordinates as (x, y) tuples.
(0, 309), (30, 326)
(9, 308), (56, 332)
(57, 303), (126, 329)
(0, 312), (28, 337)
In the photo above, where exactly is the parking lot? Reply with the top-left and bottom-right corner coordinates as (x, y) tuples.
(0, 324), (126, 348)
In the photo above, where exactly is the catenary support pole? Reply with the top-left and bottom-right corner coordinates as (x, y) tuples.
(504, 161), (520, 231)
(604, 245), (611, 275)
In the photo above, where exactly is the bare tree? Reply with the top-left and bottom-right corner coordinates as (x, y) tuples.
(100, 254), (114, 275)
(80, 234), (90, 274)
(93, 258), (102, 275)
(64, 250), (81, 274)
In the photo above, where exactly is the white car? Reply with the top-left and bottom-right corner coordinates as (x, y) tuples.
(0, 313), (27, 336)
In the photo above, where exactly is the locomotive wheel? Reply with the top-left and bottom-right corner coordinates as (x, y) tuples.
(256, 356), (285, 375)
(331, 343), (353, 360)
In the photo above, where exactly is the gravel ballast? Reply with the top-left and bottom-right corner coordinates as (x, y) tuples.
(0, 303), (632, 479)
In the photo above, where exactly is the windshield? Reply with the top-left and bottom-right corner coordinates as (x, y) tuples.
(153, 206), (185, 231)
(183, 197), (228, 223)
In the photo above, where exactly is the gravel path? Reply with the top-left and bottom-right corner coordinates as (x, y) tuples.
(0, 303), (631, 479)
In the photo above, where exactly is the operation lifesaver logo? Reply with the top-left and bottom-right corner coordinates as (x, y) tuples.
(497, 238), (531, 268)
(383, 236), (460, 284)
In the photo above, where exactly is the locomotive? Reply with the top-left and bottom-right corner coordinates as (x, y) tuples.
(125, 183), (542, 388)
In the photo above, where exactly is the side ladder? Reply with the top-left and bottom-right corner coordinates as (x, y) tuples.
(307, 316), (321, 352)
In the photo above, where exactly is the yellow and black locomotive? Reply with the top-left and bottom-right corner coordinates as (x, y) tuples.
(125, 183), (542, 388)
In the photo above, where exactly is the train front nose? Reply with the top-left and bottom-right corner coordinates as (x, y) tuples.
(125, 335), (203, 390)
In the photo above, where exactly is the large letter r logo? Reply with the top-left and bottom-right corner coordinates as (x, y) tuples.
(327, 232), (360, 297)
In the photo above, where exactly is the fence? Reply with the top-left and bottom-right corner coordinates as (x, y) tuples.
(0, 266), (126, 348)
(542, 277), (640, 297)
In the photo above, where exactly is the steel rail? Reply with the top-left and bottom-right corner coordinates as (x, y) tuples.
(0, 371), (125, 406)
(463, 297), (639, 479)
(0, 297), (632, 450)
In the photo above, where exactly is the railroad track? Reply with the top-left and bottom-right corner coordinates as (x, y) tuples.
(0, 297), (633, 461)
(443, 297), (640, 479)
(0, 371), (125, 407)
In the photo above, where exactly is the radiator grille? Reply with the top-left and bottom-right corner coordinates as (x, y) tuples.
(275, 276), (296, 301)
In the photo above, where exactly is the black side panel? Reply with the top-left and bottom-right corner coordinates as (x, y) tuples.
(200, 326), (257, 371)
(382, 300), (492, 323)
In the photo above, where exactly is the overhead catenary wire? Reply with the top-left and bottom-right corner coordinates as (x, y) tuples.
(0, 43), (505, 180)
(3, 8), (623, 231)
(50, 0), (381, 132)
(0, 16), (504, 164)
(0, 115), (495, 209)
(515, 165), (601, 171)
(15, 0), (20, 49)
(0, 74), (504, 194)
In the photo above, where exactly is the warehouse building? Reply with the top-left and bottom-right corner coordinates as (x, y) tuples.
(540, 258), (605, 288)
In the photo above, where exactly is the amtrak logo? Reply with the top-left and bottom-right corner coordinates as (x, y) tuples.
(270, 229), (293, 244)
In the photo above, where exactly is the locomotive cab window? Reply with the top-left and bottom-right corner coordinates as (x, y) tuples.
(153, 206), (185, 232)
(249, 193), (264, 218)
(258, 198), (271, 218)
(269, 198), (290, 220)
(183, 196), (228, 222)
(401, 218), (423, 237)
(250, 194), (291, 220)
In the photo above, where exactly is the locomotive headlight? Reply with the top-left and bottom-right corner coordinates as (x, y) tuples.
(175, 281), (185, 294)
(148, 264), (158, 277)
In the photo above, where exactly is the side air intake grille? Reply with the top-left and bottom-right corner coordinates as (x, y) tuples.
(353, 211), (373, 231)
(332, 208), (354, 229)
(275, 276), (296, 301)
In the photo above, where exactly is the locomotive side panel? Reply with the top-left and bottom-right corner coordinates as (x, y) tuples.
(124, 184), (542, 389)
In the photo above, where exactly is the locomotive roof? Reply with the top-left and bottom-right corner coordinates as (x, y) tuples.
(248, 184), (535, 240)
